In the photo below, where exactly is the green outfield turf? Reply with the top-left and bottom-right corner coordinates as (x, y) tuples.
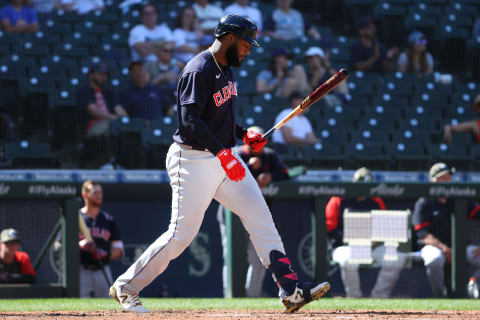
(0, 298), (480, 312)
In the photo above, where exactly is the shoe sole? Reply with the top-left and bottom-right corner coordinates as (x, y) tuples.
(283, 282), (330, 314)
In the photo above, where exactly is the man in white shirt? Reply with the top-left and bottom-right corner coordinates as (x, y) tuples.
(264, 0), (320, 41)
(272, 91), (319, 155)
(128, 4), (173, 62)
(224, 0), (262, 32)
(193, 0), (224, 34)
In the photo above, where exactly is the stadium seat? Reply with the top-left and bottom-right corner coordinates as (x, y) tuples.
(40, 19), (71, 35)
(323, 104), (363, 122)
(374, 1), (406, 17)
(435, 24), (469, 41)
(57, 42), (89, 57)
(364, 104), (403, 120)
(410, 2), (443, 14)
(74, 21), (110, 35)
(301, 142), (346, 168)
(315, 127), (350, 144)
(426, 142), (472, 169)
(439, 14), (473, 28)
(344, 142), (387, 169)
(64, 32), (99, 47)
(4, 141), (58, 168)
(405, 11), (437, 29)
(376, 78), (414, 96)
(110, 117), (146, 168)
(357, 116), (396, 131)
(385, 141), (428, 170)
(12, 42), (49, 57)
(347, 78), (375, 96)
(352, 127), (390, 144)
(403, 103), (443, 121)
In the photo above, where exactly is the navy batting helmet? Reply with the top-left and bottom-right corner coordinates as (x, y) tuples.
(214, 14), (260, 47)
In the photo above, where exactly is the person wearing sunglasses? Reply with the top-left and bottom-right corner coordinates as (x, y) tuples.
(397, 30), (434, 77)
(144, 41), (185, 95)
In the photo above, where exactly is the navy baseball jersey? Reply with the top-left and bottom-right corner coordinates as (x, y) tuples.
(79, 210), (121, 267)
(173, 50), (238, 149)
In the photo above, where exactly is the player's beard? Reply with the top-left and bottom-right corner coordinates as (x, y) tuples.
(226, 43), (242, 67)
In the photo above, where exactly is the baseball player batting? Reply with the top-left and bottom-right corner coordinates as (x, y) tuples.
(109, 14), (329, 313)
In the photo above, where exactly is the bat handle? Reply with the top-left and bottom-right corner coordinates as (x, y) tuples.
(262, 128), (275, 140)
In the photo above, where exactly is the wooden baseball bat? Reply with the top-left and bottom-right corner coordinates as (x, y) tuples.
(79, 212), (94, 242)
(262, 69), (348, 140)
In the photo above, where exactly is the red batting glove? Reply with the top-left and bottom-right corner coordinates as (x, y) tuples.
(92, 248), (108, 261)
(217, 148), (245, 182)
(243, 130), (268, 153)
(79, 239), (95, 252)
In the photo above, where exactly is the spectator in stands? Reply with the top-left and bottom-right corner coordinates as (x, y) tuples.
(256, 47), (310, 98)
(443, 94), (480, 144)
(350, 16), (398, 73)
(129, 4), (173, 62)
(397, 31), (434, 77)
(0, 228), (36, 284)
(144, 41), (184, 96)
(413, 163), (454, 297)
(80, 63), (127, 138)
(173, 6), (203, 64)
(78, 63), (127, 168)
(0, 0), (39, 34)
(193, 0), (223, 34)
(30, 0), (61, 13)
(263, 0), (320, 41)
(305, 46), (348, 107)
(79, 180), (124, 297)
(57, 0), (104, 14)
(121, 62), (174, 119)
(224, 0), (262, 32)
(217, 126), (291, 297)
(271, 91), (319, 155)
(325, 168), (406, 298)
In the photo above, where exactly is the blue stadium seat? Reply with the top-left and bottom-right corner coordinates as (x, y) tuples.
(4, 141), (58, 168)
(364, 103), (403, 120)
(12, 41), (49, 57)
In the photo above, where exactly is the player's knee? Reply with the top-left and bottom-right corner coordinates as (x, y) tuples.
(164, 238), (190, 260)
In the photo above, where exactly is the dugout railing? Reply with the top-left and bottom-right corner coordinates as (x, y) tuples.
(0, 172), (477, 298)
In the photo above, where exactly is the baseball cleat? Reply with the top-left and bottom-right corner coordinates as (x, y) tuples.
(109, 284), (149, 313)
(282, 281), (330, 313)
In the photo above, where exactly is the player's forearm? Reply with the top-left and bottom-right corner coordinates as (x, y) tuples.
(181, 105), (224, 155)
(423, 233), (449, 252)
(449, 121), (478, 134)
(355, 55), (377, 71)
(110, 248), (123, 260)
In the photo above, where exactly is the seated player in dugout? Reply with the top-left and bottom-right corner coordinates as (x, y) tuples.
(0, 228), (36, 284)
(325, 167), (406, 298)
(413, 162), (480, 297)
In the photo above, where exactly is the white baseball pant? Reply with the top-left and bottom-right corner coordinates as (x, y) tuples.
(467, 245), (480, 279)
(420, 245), (446, 297)
(79, 265), (113, 298)
(332, 245), (406, 298)
(115, 142), (285, 295)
